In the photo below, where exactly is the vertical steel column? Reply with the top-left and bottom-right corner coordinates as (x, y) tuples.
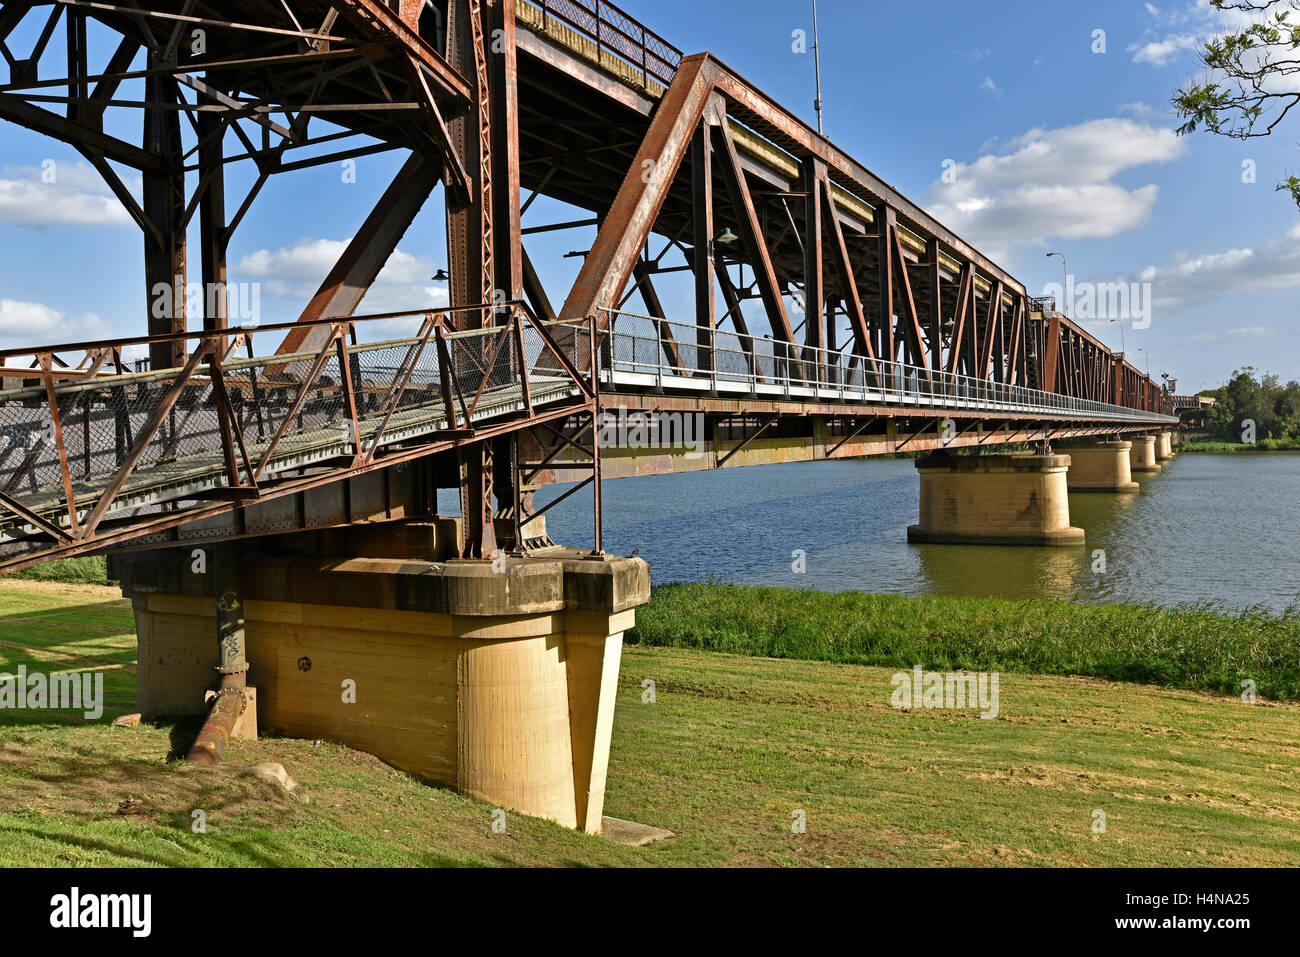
(198, 101), (227, 333)
(143, 62), (187, 371)
(692, 117), (716, 374)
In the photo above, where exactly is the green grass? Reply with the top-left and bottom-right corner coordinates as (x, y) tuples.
(628, 584), (1300, 701)
(1180, 437), (1300, 453)
(11, 556), (112, 586)
(1, 579), (1298, 867)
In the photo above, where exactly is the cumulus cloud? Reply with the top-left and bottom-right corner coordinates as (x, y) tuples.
(924, 118), (1185, 259)
(1131, 34), (1199, 66)
(0, 161), (136, 228)
(0, 299), (111, 347)
(236, 237), (450, 322)
(1141, 227), (1300, 310)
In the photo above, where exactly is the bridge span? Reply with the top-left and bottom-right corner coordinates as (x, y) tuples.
(0, 0), (1180, 834)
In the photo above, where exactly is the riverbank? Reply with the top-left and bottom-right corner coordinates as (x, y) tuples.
(0, 577), (1296, 867)
(628, 583), (1300, 701)
(1179, 437), (1300, 453)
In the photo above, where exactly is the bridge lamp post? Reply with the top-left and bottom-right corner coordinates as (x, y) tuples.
(1046, 252), (1067, 315)
(1108, 318), (1127, 359)
(431, 269), (450, 313)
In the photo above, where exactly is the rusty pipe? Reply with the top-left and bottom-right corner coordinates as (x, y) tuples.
(189, 544), (248, 765)
(187, 673), (247, 766)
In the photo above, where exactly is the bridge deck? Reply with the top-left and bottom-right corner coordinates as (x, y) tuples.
(0, 310), (593, 555)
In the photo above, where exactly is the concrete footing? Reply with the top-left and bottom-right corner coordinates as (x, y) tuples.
(1062, 441), (1140, 493)
(907, 453), (1085, 546)
(110, 524), (650, 835)
(1156, 431), (1175, 461)
(1129, 435), (1162, 473)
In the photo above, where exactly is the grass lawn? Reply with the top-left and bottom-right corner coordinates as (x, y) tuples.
(0, 579), (1297, 867)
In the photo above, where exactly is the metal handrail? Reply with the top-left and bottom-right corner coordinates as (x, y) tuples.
(535, 0), (682, 87)
(598, 308), (1178, 425)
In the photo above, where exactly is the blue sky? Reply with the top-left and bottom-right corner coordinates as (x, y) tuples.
(1, 0), (1297, 391)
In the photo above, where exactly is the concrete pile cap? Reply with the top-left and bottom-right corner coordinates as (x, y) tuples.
(114, 547), (651, 617)
(914, 452), (1073, 472)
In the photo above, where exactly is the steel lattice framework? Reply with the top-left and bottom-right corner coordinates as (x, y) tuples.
(0, 0), (1177, 572)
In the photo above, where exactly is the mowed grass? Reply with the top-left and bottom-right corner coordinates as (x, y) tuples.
(0, 579), (1298, 867)
(630, 584), (1300, 701)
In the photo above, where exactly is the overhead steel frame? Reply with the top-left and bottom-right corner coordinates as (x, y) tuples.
(0, 0), (594, 560)
(0, 0), (1175, 572)
(553, 46), (1172, 420)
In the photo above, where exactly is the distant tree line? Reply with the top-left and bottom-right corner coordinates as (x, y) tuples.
(1200, 368), (1300, 440)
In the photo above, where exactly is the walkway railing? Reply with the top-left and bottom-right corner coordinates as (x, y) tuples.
(599, 308), (1177, 425)
(0, 304), (594, 555)
(533, 0), (682, 87)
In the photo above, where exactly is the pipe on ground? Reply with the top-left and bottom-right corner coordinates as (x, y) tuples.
(187, 676), (247, 766)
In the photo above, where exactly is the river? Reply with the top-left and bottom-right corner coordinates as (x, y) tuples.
(530, 452), (1300, 613)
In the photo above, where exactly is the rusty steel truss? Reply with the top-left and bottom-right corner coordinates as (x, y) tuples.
(0, 0), (1176, 569)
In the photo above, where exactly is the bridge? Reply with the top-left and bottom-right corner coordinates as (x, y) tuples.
(0, 0), (1180, 835)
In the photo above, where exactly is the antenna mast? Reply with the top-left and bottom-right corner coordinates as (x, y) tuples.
(812, 0), (825, 135)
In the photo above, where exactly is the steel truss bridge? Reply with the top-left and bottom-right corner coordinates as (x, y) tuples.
(0, 0), (1177, 572)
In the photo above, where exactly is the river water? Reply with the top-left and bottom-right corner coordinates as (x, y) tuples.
(533, 453), (1300, 613)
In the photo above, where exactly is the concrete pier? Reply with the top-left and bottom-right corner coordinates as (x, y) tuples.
(1128, 435), (1162, 474)
(1063, 441), (1140, 493)
(110, 523), (650, 835)
(1156, 431), (1175, 461)
(908, 453), (1085, 546)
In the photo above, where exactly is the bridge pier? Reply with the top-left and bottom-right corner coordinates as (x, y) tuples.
(1129, 435), (1162, 474)
(110, 524), (650, 835)
(1156, 431), (1175, 462)
(1062, 441), (1140, 493)
(907, 453), (1085, 546)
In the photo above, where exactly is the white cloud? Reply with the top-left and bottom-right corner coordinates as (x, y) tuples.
(0, 162), (136, 228)
(979, 76), (1000, 95)
(1192, 325), (1278, 344)
(1131, 33), (1198, 66)
(924, 118), (1185, 258)
(236, 238), (450, 321)
(1129, 0), (1269, 67)
(1143, 227), (1300, 310)
(0, 299), (111, 346)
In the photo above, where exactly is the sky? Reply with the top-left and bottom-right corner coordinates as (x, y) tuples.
(1, 0), (1298, 392)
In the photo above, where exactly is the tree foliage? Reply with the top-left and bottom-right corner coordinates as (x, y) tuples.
(1203, 367), (1300, 439)
(1172, 0), (1300, 209)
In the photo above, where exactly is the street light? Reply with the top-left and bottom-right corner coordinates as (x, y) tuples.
(1108, 318), (1126, 359)
(1046, 252), (1068, 315)
(1137, 347), (1151, 378)
(812, 0), (825, 135)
